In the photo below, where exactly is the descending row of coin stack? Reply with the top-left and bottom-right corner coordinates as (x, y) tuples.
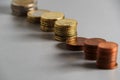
(27, 10), (78, 42)
(66, 37), (118, 69)
(11, 0), (118, 70)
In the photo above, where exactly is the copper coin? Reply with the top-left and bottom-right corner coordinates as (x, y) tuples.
(97, 57), (116, 62)
(84, 38), (106, 47)
(97, 59), (116, 63)
(66, 37), (87, 51)
(98, 42), (118, 52)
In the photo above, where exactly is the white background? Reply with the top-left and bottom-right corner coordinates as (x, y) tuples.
(0, 0), (120, 80)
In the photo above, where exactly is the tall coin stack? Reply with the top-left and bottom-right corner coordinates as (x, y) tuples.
(11, 0), (37, 16)
(27, 9), (50, 24)
(40, 12), (64, 32)
(97, 42), (118, 69)
(54, 19), (78, 42)
(84, 38), (106, 60)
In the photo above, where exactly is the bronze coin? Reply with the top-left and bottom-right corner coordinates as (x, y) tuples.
(98, 42), (118, 52)
(66, 37), (87, 51)
(84, 38), (106, 47)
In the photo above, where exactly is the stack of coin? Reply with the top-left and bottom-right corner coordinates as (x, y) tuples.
(11, 0), (37, 16)
(40, 12), (64, 32)
(27, 9), (50, 24)
(97, 42), (118, 69)
(84, 38), (106, 60)
(54, 19), (78, 42)
(66, 37), (87, 51)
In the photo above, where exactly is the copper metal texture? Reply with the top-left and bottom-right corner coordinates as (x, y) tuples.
(97, 42), (118, 69)
(66, 37), (87, 51)
(40, 12), (64, 32)
(11, 0), (37, 16)
(84, 38), (106, 60)
(27, 9), (50, 24)
(54, 18), (78, 42)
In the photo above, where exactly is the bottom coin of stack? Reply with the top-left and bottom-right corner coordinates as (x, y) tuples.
(66, 37), (87, 51)
(97, 42), (118, 69)
(27, 9), (50, 24)
(84, 38), (106, 60)
(54, 19), (78, 42)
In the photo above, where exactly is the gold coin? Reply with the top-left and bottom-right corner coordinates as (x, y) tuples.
(28, 9), (50, 18)
(55, 18), (77, 27)
(41, 12), (64, 20)
(12, 0), (37, 7)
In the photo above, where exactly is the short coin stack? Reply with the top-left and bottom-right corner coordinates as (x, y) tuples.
(54, 19), (78, 42)
(97, 42), (118, 69)
(84, 38), (106, 60)
(66, 37), (87, 51)
(11, 0), (37, 16)
(27, 9), (50, 24)
(40, 12), (65, 32)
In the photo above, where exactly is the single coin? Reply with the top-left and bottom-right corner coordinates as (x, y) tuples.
(41, 12), (64, 20)
(12, 0), (37, 6)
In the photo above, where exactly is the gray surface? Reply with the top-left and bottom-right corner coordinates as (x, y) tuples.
(0, 0), (120, 80)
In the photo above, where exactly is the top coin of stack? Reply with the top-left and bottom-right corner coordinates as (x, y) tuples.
(40, 12), (65, 32)
(11, 0), (37, 16)
(97, 42), (118, 69)
(27, 9), (50, 24)
(54, 19), (78, 42)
